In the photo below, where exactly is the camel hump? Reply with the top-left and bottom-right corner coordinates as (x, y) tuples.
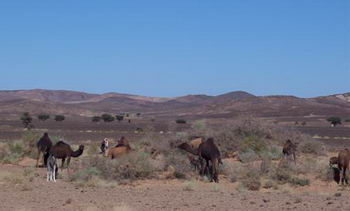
(55, 141), (67, 146)
(206, 137), (215, 144)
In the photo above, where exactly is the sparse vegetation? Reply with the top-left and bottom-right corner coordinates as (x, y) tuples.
(54, 115), (65, 122)
(37, 113), (50, 121)
(176, 119), (187, 124)
(91, 116), (101, 122)
(101, 113), (115, 122)
(327, 117), (342, 127)
(20, 112), (34, 129)
(116, 114), (124, 122)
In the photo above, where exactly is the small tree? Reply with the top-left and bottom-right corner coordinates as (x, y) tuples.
(20, 112), (33, 129)
(327, 117), (341, 127)
(176, 119), (187, 124)
(54, 115), (65, 122)
(37, 113), (50, 121)
(91, 116), (101, 122)
(115, 114), (124, 122)
(136, 113), (141, 117)
(101, 113), (114, 122)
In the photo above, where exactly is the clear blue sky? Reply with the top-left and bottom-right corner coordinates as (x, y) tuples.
(0, 1), (349, 97)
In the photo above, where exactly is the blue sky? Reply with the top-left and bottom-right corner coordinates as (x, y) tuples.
(0, 1), (349, 97)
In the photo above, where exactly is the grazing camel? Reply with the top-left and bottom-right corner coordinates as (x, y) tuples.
(36, 132), (53, 167)
(50, 141), (84, 173)
(338, 149), (350, 185)
(190, 137), (203, 150)
(282, 139), (297, 164)
(178, 137), (222, 183)
(187, 154), (202, 171)
(100, 138), (109, 154)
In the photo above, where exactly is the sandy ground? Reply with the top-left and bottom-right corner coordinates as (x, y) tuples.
(1, 160), (350, 211)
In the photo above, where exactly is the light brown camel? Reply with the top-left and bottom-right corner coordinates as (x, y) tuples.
(338, 149), (350, 185)
(105, 146), (131, 159)
(190, 137), (203, 150)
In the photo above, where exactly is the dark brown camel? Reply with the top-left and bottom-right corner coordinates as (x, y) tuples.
(36, 132), (53, 167)
(282, 139), (297, 164)
(178, 137), (222, 183)
(329, 156), (340, 184)
(50, 141), (84, 173)
(338, 149), (350, 185)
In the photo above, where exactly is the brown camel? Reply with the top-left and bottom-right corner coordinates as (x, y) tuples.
(36, 132), (53, 167)
(329, 156), (340, 184)
(105, 145), (131, 159)
(282, 139), (297, 164)
(50, 141), (84, 173)
(338, 149), (350, 185)
(178, 137), (222, 183)
(115, 136), (129, 147)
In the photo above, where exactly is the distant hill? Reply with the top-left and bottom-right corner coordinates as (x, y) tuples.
(0, 89), (349, 119)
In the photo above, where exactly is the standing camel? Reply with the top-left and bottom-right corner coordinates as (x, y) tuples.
(338, 149), (350, 185)
(178, 137), (222, 183)
(282, 139), (297, 164)
(50, 141), (84, 174)
(36, 132), (53, 167)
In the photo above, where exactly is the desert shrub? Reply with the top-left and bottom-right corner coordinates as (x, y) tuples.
(299, 140), (324, 155)
(54, 115), (65, 122)
(91, 116), (101, 122)
(73, 152), (156, 184)
(176, 119), (187, 124)
(70, 167), (100, 182)
(263, 180), (278, 189)
(317, 167), (334, 182)
(183, 181), (195, 191)
(238, 149), (259, 163)
(241, 170), (261, 191)
(289, 177), (310, 186)
(260, 157), (272, 174)
(37, 113), (50, 121)
(20, 112), (33, 129)
(0, 131), (40, 164)
(87, 143), (100, 155)
(239, 135), (267, 154)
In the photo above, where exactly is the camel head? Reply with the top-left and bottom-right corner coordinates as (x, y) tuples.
(329, 156), (338, 168)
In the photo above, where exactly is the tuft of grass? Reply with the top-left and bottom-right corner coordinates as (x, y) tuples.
(182, 181), (195, 191)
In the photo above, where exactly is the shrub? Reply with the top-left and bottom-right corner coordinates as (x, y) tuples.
(20, 112), (33, 129)
(238, 149), (259, 163)
(241, 170), (261, 191)
(239, 135), (267, 154)
(54, 115), (65, 122)
(299, 141), (324, 155)
(116, 115), (124, 122)
(176, 119), (187, 124)
(101, 114), (114, 122)
(37, 113), (50, 121)
(327, 117), (342, 126)
(91, 116), (101, 122)
(289, 177), (310, 186)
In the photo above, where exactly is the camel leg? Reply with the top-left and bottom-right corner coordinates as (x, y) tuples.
(61, 158), (66, 169)
(67, 157), (71, 176)
(212, 159), (219, 183)
(200, 159), (207, 176)
(36, 150), (41, 168)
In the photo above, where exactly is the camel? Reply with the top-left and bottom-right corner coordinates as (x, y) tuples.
(105, 137), (131, 159)
(338, 149), (350, 185)
(36, 132), (53, 167)
(178, 137), (222, 183)
(282, 139), (297, 164)
(50, 141), (84, 173)
(187, 154), (202, 171)
(190, 137), (203, 150)
(115, 136), (129, 147)
(105, 145), (131, 159)
(100, 138), (109, 154)
(329, 156), (340, 184)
